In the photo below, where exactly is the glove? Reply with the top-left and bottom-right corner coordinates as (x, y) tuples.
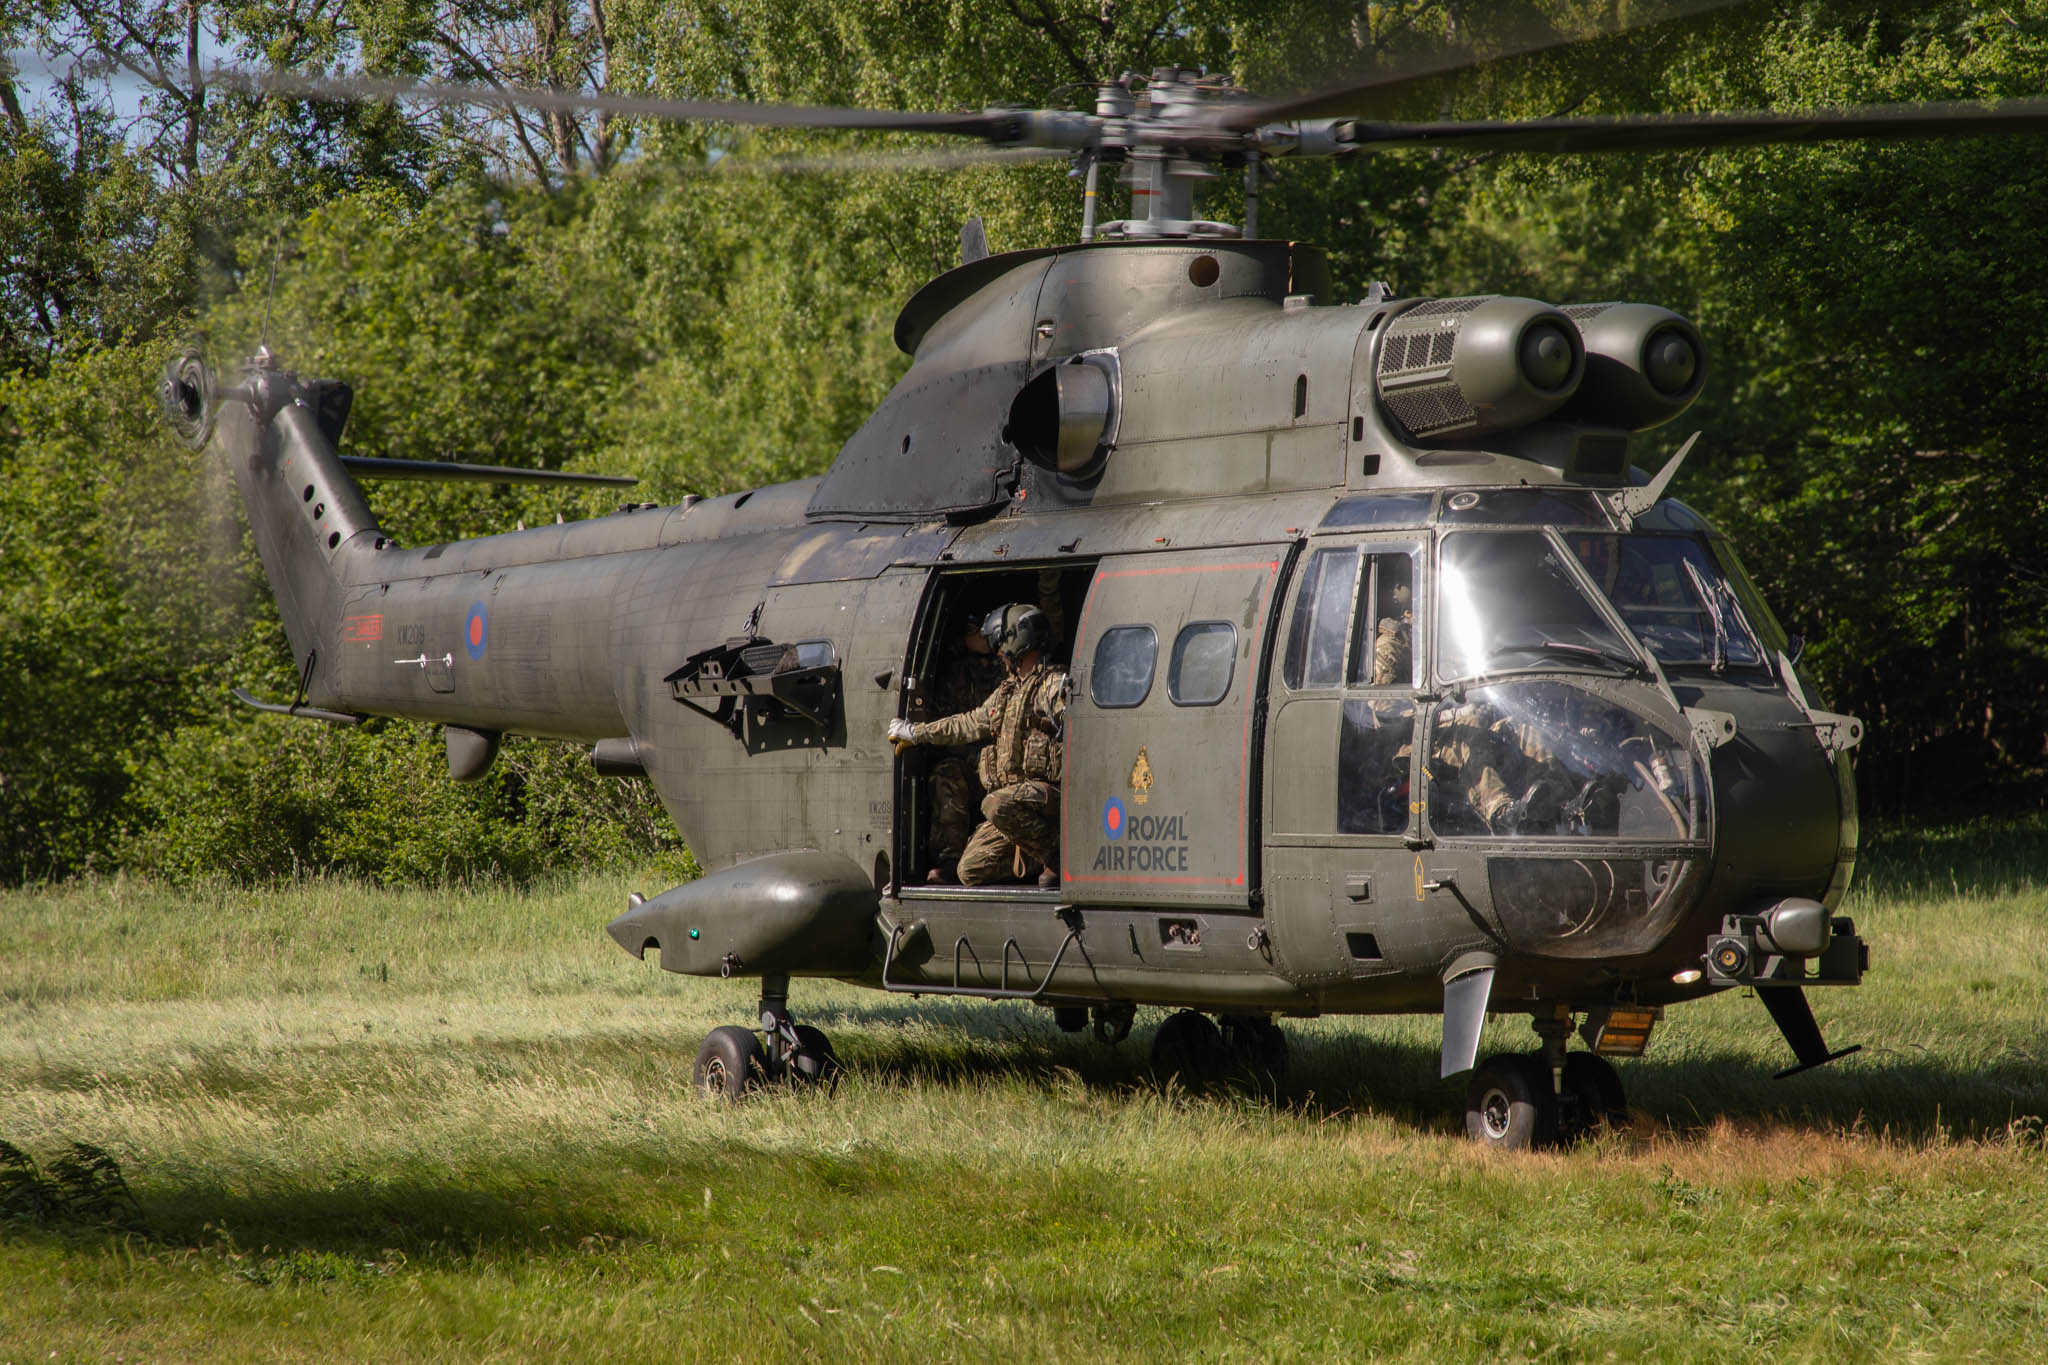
(887, 718), (917, 753)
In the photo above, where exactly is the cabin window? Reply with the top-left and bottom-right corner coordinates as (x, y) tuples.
(1090, 625), (1158, 708)
(1168, 621), (1236, 706)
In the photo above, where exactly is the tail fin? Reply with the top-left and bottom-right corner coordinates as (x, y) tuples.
(186, 353), (384, 705)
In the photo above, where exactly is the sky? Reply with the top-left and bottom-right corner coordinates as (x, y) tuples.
(6, 34), (234, 130)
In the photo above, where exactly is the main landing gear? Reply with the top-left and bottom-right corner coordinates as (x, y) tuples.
(1465, 1014), (1629, 1151)
(1150, 1010), (1290, 1094)
(692, 974), (842, 1100)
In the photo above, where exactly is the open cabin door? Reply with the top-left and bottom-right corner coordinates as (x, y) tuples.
(1064, 545), (1291, 909)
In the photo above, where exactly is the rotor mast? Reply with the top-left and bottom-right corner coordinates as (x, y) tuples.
(1014, 67), (1355, 242)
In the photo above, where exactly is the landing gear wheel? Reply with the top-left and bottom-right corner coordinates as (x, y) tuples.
(1092, 1001), (1135, 1045)
(786, 1024), (842, 1091)
(1464, 1053), (1557, 1151)
(1151, 1010), (1227, 1093)
(1219, 1014), (1289, 1092)
(1560, 1052), (1628, 1139)
(694, 1025), (765, 1100)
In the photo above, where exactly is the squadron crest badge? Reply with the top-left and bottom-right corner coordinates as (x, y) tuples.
(1129, 746), (1154, 805)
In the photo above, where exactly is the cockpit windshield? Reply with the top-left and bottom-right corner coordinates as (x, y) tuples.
(1436, 532), (1642, 681)
(1562, 532), (1765, 670)
(1427, 681), (1703, 841)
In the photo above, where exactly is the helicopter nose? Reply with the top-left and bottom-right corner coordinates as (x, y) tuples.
(1707, 705), (1842, 899)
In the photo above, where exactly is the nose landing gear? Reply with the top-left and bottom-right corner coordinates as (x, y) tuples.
(691, 974), (842, 1099)
(1465, 1054), (1555, 1148)
(1464, 1012), (1630, 1150)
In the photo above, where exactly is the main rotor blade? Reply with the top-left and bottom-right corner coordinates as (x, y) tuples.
(713, 144), (1066, 176)
(1215, 0), (1759, 129)
(1341, 97), (2048, 155)
(195, 64), (1016, 139)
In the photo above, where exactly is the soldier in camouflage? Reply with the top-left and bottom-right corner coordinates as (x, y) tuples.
(890, 602), (1068, 888)
(1370, 582), (1413, 687)
(1429, 697), (1563, 835)
(913, 570), (1068, 883)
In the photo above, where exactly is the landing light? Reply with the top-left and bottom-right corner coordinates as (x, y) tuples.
(1671, 968), (1704, 985)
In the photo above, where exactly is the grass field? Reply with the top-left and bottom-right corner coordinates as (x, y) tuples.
(3, 819), (2046, 1361)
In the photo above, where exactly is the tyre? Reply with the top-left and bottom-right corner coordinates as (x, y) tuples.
(1151, 1010), (1227, 1092)
(1464, 1053), (1557, 1150)
(1561, 1052), (1628, 1138)
(789, 1024), (842, 1091)
(694, 1025), (765, 1100)
(1219, 1014), (1289, 1092)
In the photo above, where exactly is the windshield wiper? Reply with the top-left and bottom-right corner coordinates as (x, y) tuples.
(1491, 638), (1648, 676)
(1682, 560), (1729, 674)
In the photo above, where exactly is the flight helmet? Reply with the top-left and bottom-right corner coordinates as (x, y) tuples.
(982, 603), (1051, 665)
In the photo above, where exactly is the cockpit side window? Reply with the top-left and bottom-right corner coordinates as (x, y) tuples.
(1282, 547), (1359, 689)
(1284, 546), (1421, 691)
(1346, 552), (1417, 688)
(1272, 540), (1423, 839)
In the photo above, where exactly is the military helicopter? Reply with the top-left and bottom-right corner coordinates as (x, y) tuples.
(156, 41), (2048, 1150)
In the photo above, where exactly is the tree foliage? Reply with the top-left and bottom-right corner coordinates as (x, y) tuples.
(4, 0), (2046, 881)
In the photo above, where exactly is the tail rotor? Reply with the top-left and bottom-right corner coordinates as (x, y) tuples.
(159, 347), (215, 449)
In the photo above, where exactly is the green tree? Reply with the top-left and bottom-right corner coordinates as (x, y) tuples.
(8, 0), (2048, 882)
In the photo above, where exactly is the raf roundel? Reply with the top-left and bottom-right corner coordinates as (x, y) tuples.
(1102, 795), (1125, 842)
(465, 601), (488, 661)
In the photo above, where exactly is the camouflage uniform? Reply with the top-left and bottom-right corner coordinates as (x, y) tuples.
(1370, 614), (1411, 686)
(1429, 701), (1556, 834)
(926, 575), (1067, 870)
(915, 662), (1067, 884)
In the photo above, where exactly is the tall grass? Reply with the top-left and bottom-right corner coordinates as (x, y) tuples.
(2, 826), (2045, 1361)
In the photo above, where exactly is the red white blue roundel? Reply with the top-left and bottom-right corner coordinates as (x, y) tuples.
(1102, 795), (1126, 841)
(464, 601), (488, 660)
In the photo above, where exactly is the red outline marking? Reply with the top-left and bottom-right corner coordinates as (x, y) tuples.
(1065, 556), (1282, 890)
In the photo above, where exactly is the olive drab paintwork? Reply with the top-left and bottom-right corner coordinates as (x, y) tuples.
(198, 233), (1869, 1137)
(178, 56), (2048, 1144)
